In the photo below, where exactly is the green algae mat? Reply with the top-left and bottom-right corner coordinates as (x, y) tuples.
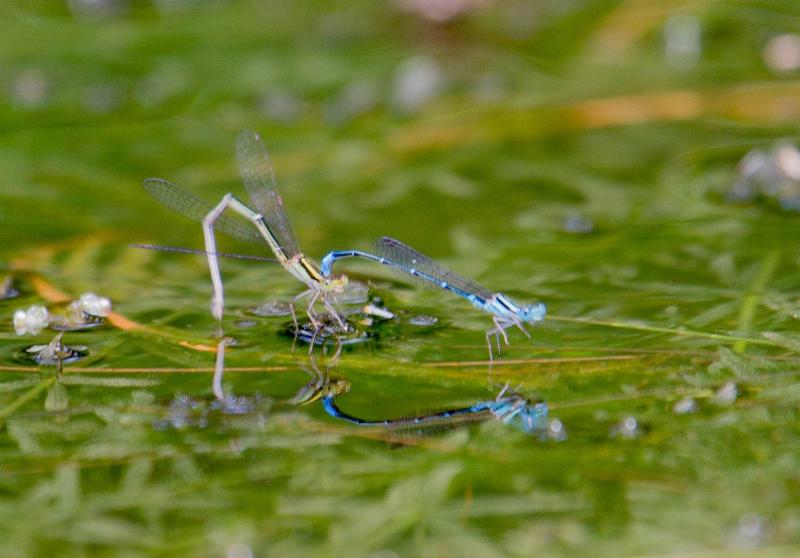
(1, 1), (800, 556)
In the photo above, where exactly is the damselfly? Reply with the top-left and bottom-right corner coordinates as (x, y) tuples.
(321, 236), (545, 359)
(323, 383), (548, 434)
(143, 130), (349, 332)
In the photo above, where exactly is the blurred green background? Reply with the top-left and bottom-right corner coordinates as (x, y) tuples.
(1, 0), (800, 556)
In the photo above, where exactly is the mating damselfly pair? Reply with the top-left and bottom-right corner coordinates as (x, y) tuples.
(142, 130), (545, 360)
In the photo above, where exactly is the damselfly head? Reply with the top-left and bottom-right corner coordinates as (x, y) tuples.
(325, 378), (351, 397)
(518, 401), (549, 433)
(519, 302), (546, 323)
(325, 274), (348, 294)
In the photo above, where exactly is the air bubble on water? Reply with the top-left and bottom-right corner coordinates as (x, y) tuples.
(611, 415), (641, 440)
(547, 419), (568, 442)
(391, 56), (443, 114)
(11, 69), (48, 109)
(673, 397), (698, 414)
(712, 381), (738, 406)
(731, 513), (767, 549)
(764, 34), (800, 73)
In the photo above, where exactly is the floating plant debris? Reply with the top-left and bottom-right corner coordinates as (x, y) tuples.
(361, 302), (395, 320)
(13, 305), (49, 335)
(288, 315), (371, 347)
(408, 314), (438, 326)
(24, 332), (88, 366)
(0, 277), (18, 300)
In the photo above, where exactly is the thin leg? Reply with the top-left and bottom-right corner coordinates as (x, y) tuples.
(202, 193), (288, 320)
(308, 326), (320, 355)
(305, 289), (322, 328)
(212, 337), (230, 401)
(496, 381), (510, 400)
(494, 317), (510, 346)
(485, 330), (495, 361)
(322, 295), (347, 331)
(288, 301), (299, 353)
(202, 195), (234, 320)
(330, 338), (343, 366)
(288, 300), (299, 332)
(511, 318), (530, 339)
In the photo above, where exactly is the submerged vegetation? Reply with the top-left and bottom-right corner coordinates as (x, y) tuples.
(1, 0), (800, 556)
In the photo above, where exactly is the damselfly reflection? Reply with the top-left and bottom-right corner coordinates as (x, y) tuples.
(210, 338), (547, 437)
(143, 130), (350, 338)
(323, 382), (549, 436)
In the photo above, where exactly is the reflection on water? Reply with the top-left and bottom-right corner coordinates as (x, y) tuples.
(152, 393), (273, 431)
(323, 383), (549, 436)
(202, 333), (550, 439)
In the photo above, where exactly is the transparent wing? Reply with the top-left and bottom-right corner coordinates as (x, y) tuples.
(235, 130), (300, 257)
(142, 178), (264, 244)
(374, 236), (494, 300)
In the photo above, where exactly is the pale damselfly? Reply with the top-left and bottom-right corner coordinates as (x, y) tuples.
(143, 130), (349, 333)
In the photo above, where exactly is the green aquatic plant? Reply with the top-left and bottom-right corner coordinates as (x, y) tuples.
(2, 1), (800, 556)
